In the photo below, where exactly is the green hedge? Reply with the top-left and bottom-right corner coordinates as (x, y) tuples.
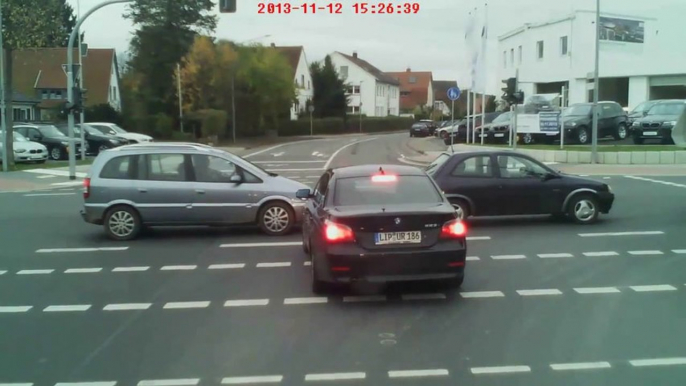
(277, 116), (414, 136)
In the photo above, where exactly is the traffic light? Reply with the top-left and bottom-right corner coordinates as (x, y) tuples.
(65, 87), (84, 114)
(219, 0), (236, 13)
(501, 77), (516, 96)
(501, 77), (523, 105)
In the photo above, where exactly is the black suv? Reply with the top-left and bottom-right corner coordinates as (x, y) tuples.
(631, 100), (686, 145)
(628, 100), (659, 127)
(560, 101), (628, 144)
(14, 124), (83, 161)
(56, 123), (126, 155)
(444, 112), (503, 145)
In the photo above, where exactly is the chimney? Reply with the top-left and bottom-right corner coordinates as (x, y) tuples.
(406, 67), (411, 72)
(270, 43), (275, 47)
(352, 51), (358, 58)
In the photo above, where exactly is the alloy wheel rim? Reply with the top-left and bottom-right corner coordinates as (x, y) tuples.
(618, 126), (627, 139)
(573, 199), (596, 221)
(51, 148), (61, 160)
(108, 211), (135, 237)
(264, 206), (290, 233)
(99, 145), (108, 152)
(524, 134), (533, 144)
(579, 130), (588, 143)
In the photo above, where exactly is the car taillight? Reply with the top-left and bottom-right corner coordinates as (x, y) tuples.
(440, 219), (467, 239)
(324, 220), (355, 243)
(83, 177), (91, 199)
(371, 174), (397, 183)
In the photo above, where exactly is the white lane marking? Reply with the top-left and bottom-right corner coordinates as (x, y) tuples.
(36, 247), (129, 253)
(578, 231), (664, 237)
(161, 265), (197, 271)
(388, 369), (449, 378)
(550, 362), (611, 371)
(628, 250), (664, 256)
(630, 284), (677, 292)
(673, 250), (686, 254)
(516, 289), (563, 296)
(43, 305), (91, 312)
(138, 379), (200, 386)
(219, 242), (302, 248)
(574, 287), (621, 294)
(0, 306), (32, 313)
(630, 357), (686, 367)
(163, 301), (210, 309)
(467, 236), (490, 241)
(24, 193), (75, 197)
(271, 152), (284, 157)
(626, 176), (686, 188)
(221, 375), (283, 384)
(112, 266), (149, 272)
(397, 157), (430, 167)
(491, 255), (526, 260)
(17, 269), (54, 275)
(284, 297), (328, 305)
(23, 168), (87, 178)
(583, 251), (619, 257)
(103, 303), (152, 311)
(224, 299), (270, 307)
(471, 365), (531, 374)
(342, 295), (387, 303)
(466, 256), (480, 261)
(55, 382), (116, 386)
(305, 372), (366, 381)
(252, 160), (326, 164)
(324, 137), (378, 170)
(256, 262), (292, 268)
(602, 177), (611, 180)
(65, 268), (103, 274)
(209, 263), (245, 269)
(303, 261), (312, 266)
(460, 291), (505, 298)
(0, 270), (6, 275)
(401, 293), (447, 301)
(50, 181), (86, 187)
(538, 253), (574, 258)
(37, 175), (58, 179)
(0, 383), (34, 386)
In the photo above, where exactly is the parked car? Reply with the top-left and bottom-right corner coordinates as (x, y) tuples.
(443, 112), (503, 145)
(81, 143), (309, 241)
(425, 150), (614, 224)
(628, 100), (660, 128)
(418, 119), (438, 135)
(476, 111), (512, 144)
(298, 164), (467, 293)
(56, 123), (127, 155)
(0, 130), (48, 163)
(409, 122), (431, 137)
(13, 124), (83, 161)
(558, 101), (628, 145)
(631, 99), (686, 145)
(87, 122), (153, 144)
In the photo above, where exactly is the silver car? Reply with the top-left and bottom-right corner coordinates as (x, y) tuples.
(0, 131), (48, 163)
(81, 143), (309, 241)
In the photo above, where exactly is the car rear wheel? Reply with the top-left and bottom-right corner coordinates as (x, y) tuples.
(522, 133), (534, 145)
(104, 205), (142, 241)
(441, 131), (449, 140)
(567, 194), (599, 224)
(258, 202), (295, 236)
(576, 126), (590, 144)
(50, 147), (63, 160)
(450, 199), (470, 220)
(614, 124), (628, 140)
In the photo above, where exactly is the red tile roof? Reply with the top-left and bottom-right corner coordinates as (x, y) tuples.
(336, 52), (399, 85)
(12, 48), (116, 107)
(386, 69), (433, 110)
(271, 45), (303, 80)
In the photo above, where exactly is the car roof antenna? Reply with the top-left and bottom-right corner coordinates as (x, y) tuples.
(378, 166), (385, 175)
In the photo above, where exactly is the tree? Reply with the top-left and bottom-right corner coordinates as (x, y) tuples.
(124, 0), (217, 117)
(177, 35), (218, 112)
(1, 0), (77, 169)
(310, 56), (348, 119)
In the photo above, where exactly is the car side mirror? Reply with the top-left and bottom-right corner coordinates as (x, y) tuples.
(229, 174), (242, 183)
(296, 188), (313, 199)
(543, 172), (558, 181)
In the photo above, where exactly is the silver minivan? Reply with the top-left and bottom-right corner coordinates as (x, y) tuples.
(81, 143), (309, 240)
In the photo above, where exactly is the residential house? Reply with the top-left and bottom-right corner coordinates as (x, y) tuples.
(12, 48), (122, 122)
(271, 44), (313, 120)
(329, 51), (400, 117)
(9, 91), (40, 122)
(385, 69), (434, 114)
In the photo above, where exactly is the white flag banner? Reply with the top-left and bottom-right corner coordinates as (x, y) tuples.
(471, 5), (488, 94)
(463, 8), (478, 90)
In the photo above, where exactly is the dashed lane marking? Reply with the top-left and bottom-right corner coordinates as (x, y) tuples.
(256, 262), (292, 268)
(224, 299), (270, 307)
(470, 365), (531, 375)
(209, 263), (246, 269)
(55, 382), (116, 386)
(36, 247), (129, 253)
(491, 254), (526, 260)
(65, 268), (103, 274)
(137, 380), (200, 386)
(538, 253), (573, 258)
(221, 375), (283, 384)
(578, 231), (664, 237)
(550, 362), (612, 371)
(219, 242), (303, 248)
(304, 372), (366, 381)
(160, 265), (197, 271)
(630, 285), (677, 292)
(628, 250), (664, 256)
(626, 176), (686, 188)
(103, 303), (152, 311)
(283, 297), (328, 305)
(387, 369), (449, 378)
(163, 301), (210, 309)
(112, 266), (149, 272)
(583, 251), (619, 257)
(516, 289), (563, 296)
(17, 269), (54, 275)
(43, 305), (91, 312)
(460, 291), (505, 298)
(629, 357), (686, 367)
(674, 250), (686, 254)
(573, 287), (621, 294)
(0, 306), (32, 313)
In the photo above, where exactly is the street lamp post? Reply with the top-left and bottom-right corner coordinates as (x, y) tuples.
(359, 81), (363, 133)
(77, 0), (86, 160)
(591, 0), (601, 164)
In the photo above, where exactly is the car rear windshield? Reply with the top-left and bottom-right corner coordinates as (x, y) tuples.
(563, 105), (592, 116)
(333, 175), (442, 206)
(647, 103), (685, 116)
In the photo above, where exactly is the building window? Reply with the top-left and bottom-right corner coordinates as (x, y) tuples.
(400, 91), (410, 97)
(503, 51), (507, 68)
(301, 74), (305, 88)
(340, 66), (348, 78)
(307, 81), (310, 90)
(346, 85), (360, 94)
(42, 90), (48, 100)
(560, 36), (568, 55)
(536, 41), (544, 59)
(518, 46), (522, 64)
(408, 76), (417, 84)
(510, 49), (514, 66)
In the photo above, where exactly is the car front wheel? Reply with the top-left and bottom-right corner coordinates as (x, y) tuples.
(258, 202), (295, 236)
(50, 146), (63, 160)
(567, 194), (599, 224)
(614, 124), (628, 140)
(576, 126), (590, 144)
(104, 205), (142, 241)
(450, 199), (471, 220)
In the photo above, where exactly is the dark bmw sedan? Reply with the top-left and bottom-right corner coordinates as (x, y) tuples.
(297, 165), (467, 293)
(425, 151), (615, 224)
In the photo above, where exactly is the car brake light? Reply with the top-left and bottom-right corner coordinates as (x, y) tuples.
(324, 220), (355, 243)
(440, 219), (467, 239)
(83, 177), (91, 199)
(371, 174), (397, 182)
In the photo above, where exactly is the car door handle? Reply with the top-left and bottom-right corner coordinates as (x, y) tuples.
(195, 189), (205, 194)
(138, 188), (147, 193)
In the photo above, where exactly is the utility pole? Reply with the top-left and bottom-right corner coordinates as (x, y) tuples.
(591, 0), (601, 164)
(0, 0), (8, 172)
(177, 63), (184, 133)
(78, 0), (86, 160)
(359, 81), (363, 133)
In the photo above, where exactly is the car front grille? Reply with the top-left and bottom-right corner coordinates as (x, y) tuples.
(642, 123), (661, 128)
(29, 149), (42, 154)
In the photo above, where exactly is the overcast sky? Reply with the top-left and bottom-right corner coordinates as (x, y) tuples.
(68, 0), (683, 94)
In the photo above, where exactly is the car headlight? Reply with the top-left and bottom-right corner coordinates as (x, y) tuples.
(632, 121), (640, 127)
(61, 141), (69, 146)
(663, 121), (677, 127)
(606, 184), (612, 193)
(109, 140), (120, 145)
(14, 148), (26, 153)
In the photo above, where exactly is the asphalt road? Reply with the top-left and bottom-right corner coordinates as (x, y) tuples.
(2, 132), (686, 386)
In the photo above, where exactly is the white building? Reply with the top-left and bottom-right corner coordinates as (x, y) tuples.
(272, 44), (313, 120)
(498, 10), (686, 110)
(329, 51), (400, 117)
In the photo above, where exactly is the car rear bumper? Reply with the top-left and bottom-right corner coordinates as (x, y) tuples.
(81, 207), (104, 225)
(598, 192), (614, 214)
(316, 244), (467, 284)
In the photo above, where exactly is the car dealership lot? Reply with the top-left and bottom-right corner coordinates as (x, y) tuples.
(1, 133), (686, 386)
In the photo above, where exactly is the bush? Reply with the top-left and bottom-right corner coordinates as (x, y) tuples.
(276, 116), (413, 137)
(152, 113), (174, 138)
(170, 131), (195, 142)
(85, 104), (123, 124)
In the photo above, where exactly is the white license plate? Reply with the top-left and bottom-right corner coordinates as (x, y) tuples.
(375, 231), (422, 245)
(494, 133), (505, 137)
(480, 134), (487, 137)
(643, 131), (658, 136)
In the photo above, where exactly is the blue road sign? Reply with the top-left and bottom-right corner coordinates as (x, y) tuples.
(447, 87), (461, 101)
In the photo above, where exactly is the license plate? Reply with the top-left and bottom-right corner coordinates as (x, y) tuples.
(643, 131), (658, 136)
(375, 231), (421, 245)
(494, 133), (505, 137)
(480, 133), (487, 137)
